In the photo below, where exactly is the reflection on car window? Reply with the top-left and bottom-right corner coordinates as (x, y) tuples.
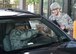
(30, 20), (55, 37)
(3, 20), (69, 51)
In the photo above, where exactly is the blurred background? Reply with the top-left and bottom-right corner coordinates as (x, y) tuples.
(0, 0), (76, 20)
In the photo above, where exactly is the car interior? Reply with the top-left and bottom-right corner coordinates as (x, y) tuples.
(0, 19), (69, 52)
(1, 19), (52, 51)
(2, 20), (38, 51)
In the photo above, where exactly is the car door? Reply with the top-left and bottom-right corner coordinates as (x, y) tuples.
(26, 18), (72, 54)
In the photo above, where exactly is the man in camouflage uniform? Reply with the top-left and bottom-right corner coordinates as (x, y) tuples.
(49, 2), (73, 35)
(9, 23), (38, 50)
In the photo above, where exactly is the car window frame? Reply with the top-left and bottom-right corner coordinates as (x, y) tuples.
(40, 17), (73, 41)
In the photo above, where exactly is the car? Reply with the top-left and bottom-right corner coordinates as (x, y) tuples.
(0, 9), (76, 54)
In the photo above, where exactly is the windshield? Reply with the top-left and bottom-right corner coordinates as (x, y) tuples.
(2, 18), (70, 52)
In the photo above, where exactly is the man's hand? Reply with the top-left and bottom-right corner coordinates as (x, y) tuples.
(60, 25), (66, 30)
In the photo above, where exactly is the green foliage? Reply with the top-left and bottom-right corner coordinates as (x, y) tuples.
(14, 0), (19, 4)
(35, 0), (40, 4)
(26, 0), (40, 4)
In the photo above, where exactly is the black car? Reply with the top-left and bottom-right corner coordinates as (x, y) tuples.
(0, 9), (76, 54)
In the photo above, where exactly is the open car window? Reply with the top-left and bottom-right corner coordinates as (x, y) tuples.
(29, 20), (70, 42)
(2, 19), (70, 52)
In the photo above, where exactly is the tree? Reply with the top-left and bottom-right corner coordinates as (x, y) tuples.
(26, 0), (39, 4)
(26, 0), (40, 13)
(14, 0), (19, 5)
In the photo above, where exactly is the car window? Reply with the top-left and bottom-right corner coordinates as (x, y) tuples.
(2, 19), (70, 51)
(29, 20), (55, 37)
(29, 20), (69, 42)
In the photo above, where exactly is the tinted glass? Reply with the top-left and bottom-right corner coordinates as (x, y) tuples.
(2, 19), (69, 51)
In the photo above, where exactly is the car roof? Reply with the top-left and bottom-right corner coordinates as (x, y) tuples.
(0, 9), (41, 19)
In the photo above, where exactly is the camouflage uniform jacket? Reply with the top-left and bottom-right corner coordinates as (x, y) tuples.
(10, 29), (38, 50)
(49, 13), (73, 32)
